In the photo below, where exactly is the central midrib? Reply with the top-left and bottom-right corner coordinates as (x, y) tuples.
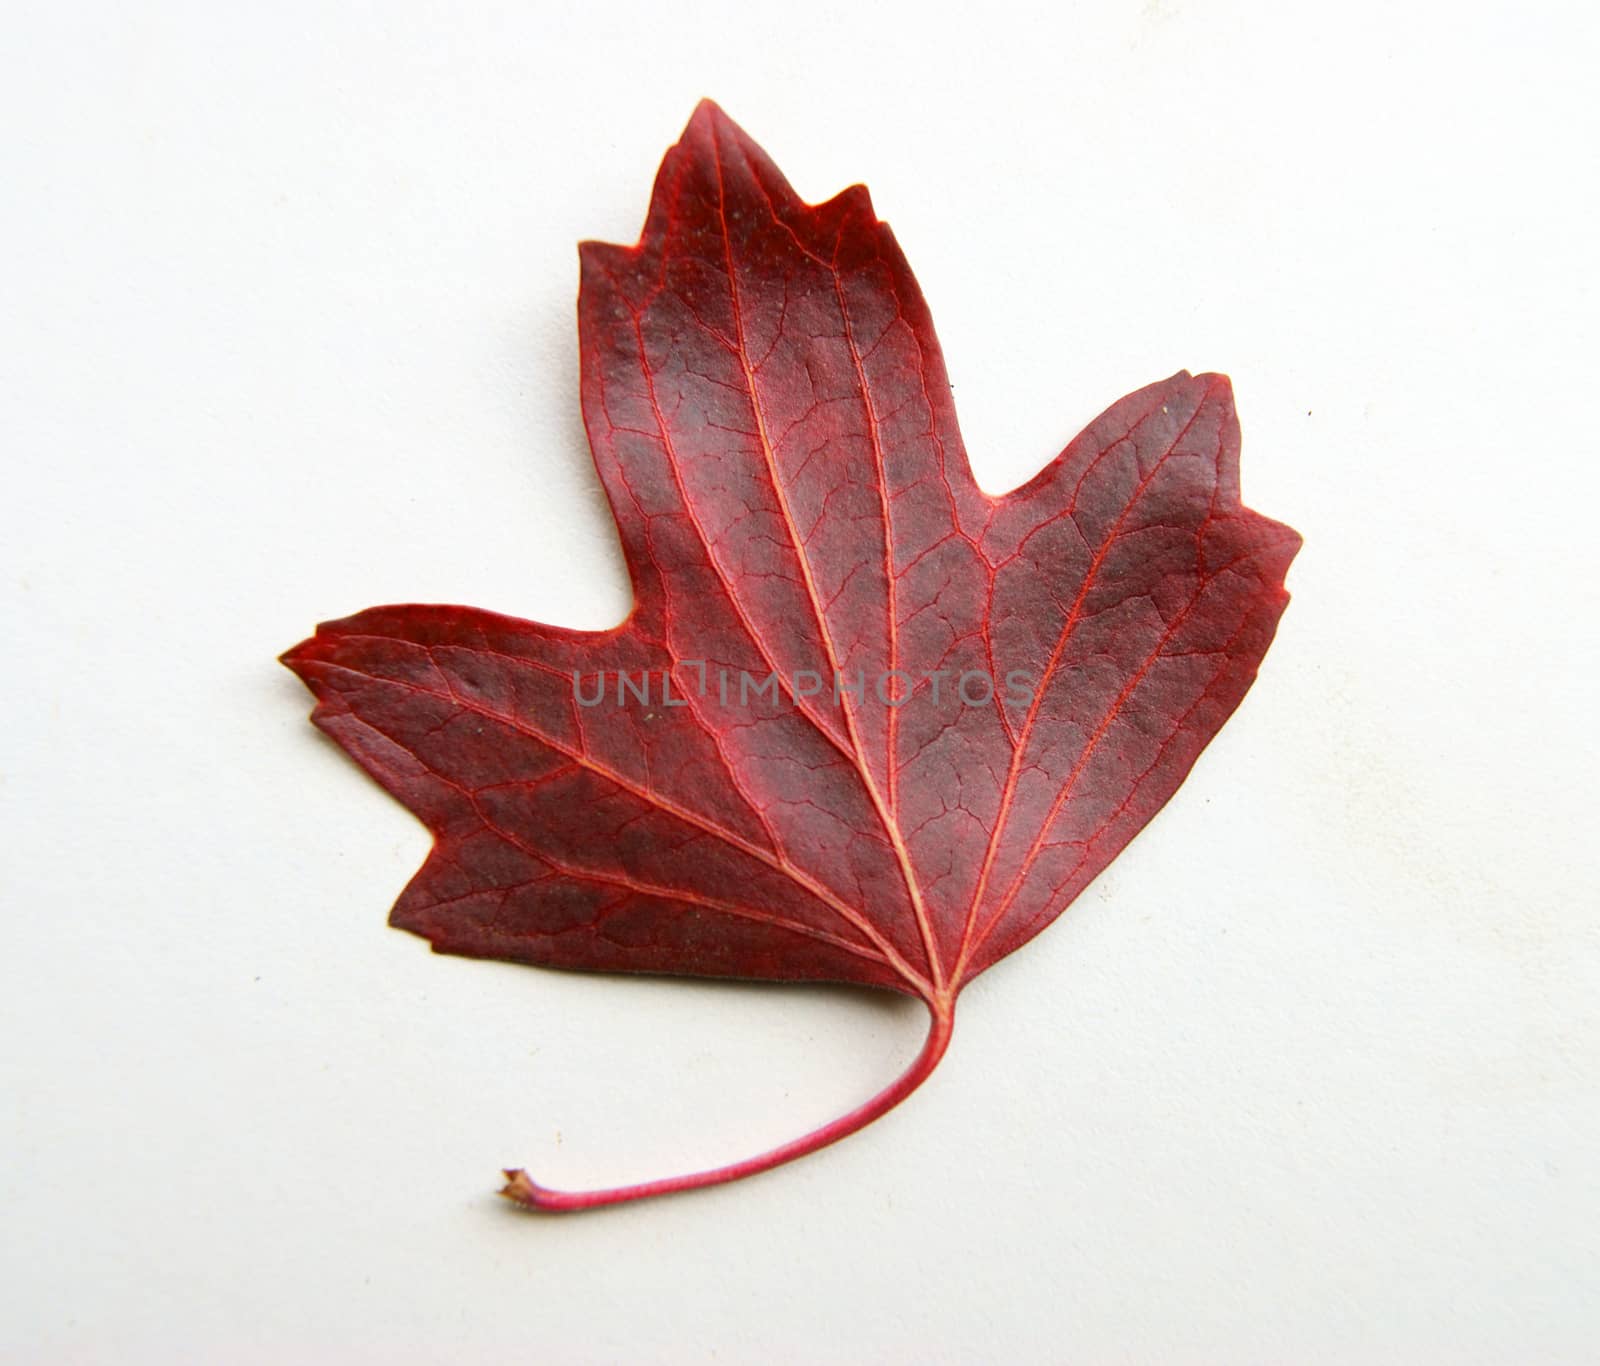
(711, 131), (947, 999)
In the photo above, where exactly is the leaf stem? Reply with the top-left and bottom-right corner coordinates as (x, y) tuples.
(499, 996), (955, 1213)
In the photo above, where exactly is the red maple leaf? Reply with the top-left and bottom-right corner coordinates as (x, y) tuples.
(282, 101), (1300, 1211)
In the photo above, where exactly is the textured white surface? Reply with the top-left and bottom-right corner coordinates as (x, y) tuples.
(3, 1), (1597, 1360)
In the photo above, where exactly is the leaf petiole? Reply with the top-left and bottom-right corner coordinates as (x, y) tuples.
(498, 996), (955, 1213)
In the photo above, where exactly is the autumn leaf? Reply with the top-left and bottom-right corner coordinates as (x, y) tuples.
(282, 100), (1301, 1211)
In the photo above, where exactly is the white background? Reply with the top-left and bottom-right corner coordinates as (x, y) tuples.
(4, 1), (1597, 1361)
